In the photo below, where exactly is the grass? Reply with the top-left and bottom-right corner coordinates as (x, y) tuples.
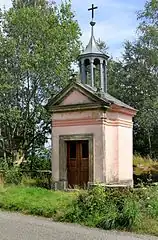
(0, 185), (77, 219)
(0, 185), (158, 236)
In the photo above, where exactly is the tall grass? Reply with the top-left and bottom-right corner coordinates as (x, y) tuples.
(134, 155), (158, 185)
(134, 155), (158, 175)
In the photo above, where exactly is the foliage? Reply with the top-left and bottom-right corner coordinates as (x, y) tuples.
(4, 167), (22, 185)
(62, 187), (141, 230)
(0, 0), (81, 164)
(96, 38), (108, 54)
(107, 0), (158, 157)
(20, 148), (51, 171)
(21, 175), (51, 189)
(133, 155), (158, 185)
(134, 155), (158, 170)
(0, 185), (157, 235)
(0, 166), (52, 188)
(0, 146), (52, 188)
(62, 186), (158, 234)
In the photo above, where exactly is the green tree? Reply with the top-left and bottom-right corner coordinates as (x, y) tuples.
(97, 38), (108, 54)
(0, 0), (81, 164)
(107, 0), (158, 157)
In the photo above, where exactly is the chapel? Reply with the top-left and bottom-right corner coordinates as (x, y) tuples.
(46, 4), (136, 189)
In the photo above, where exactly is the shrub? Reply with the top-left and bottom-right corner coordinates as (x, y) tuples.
(137, 186), (158, 219)
(116, 198), (140, 229)
(20, 148), (51, 171)
(21, 176), (38, 187)
(63, 186), (141, 230)
(21, 175), (52, 189)
(4, 167), (22, 185)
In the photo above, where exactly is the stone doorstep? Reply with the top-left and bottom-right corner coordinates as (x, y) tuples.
(92, 183), (130, 187)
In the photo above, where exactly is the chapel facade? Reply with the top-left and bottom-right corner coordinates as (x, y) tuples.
(46, 5), (136, 189)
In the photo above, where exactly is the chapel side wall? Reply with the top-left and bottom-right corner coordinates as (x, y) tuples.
(105, 111), (134, 185)
(104, 124), (118, 183)
(52, 110), (106, 183)
(118, 123), (133, 185)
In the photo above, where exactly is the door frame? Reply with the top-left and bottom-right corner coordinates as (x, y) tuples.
(59, 134), (94, 184)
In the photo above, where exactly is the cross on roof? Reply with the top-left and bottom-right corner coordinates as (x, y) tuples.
(88, 4), (98, 20)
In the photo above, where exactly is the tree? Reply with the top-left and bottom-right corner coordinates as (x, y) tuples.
(97, 38), (108, 54)
(107, 0), (158, 157)
(0, 0), (81, 164)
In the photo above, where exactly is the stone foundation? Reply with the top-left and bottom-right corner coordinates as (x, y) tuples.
(52, 181), (68, 190)
(52, 180), (133, 190)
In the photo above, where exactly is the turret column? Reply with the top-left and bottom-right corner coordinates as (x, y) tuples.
(90, 59), (94, 87)
(104, 61), (107, 92)
(81, 60), (86, 84)
(100, 60), (104, 91)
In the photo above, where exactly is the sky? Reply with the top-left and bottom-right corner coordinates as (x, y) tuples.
(0, 0), (146, 59)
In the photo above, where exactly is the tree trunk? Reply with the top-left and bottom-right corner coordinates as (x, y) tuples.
(148, 130), (152, 157)
(14, 149), (25, 166)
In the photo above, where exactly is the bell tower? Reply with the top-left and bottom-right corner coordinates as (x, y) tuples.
(78, 4), (109, 92)
(47, 3), (136, 190)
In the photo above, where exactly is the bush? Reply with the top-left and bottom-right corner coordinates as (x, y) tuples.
(20, 148), (51, 171)
(4, 167), (22, 185)
(63, 186), (141, 230)
(135, 186), (158, 219)
(21, 175), (52, 189)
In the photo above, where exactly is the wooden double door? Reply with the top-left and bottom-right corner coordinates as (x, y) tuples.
(67, 140), (89, 187)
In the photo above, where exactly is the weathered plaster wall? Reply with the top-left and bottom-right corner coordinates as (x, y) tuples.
(52, 109), (105, 183)
(105, 111), (133, 185)
(52, 108), (134, 186)
(59, 90), (93, 105)
(52, 109), (103, 121)
(118, 125), (133, 184)
(105, 124), (118, 183)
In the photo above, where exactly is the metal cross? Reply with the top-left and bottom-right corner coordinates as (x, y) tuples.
(88, 4), (98, 20)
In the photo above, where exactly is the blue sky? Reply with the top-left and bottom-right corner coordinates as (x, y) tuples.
(0, 0), (146, 59)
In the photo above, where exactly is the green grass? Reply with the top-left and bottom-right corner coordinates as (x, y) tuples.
(0, 185), (77, 218)
(0, 185), (158, 236)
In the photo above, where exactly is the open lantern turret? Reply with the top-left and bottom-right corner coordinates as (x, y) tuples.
(78, 20), (109, 92)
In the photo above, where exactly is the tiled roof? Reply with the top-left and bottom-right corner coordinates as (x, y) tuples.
(78, 82), (135, 110)
(46, 80), (135, 111)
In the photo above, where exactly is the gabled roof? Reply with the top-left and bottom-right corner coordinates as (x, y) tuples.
(82, 83), (135, 110)
(46, 80), (136, 112)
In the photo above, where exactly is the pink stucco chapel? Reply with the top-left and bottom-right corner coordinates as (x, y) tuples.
(46, 5), (136, 189)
